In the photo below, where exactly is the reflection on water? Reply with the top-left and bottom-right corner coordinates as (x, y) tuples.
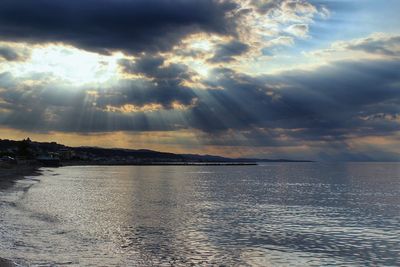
(0, 163), (399, 266)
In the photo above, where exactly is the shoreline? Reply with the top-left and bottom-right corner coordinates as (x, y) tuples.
(61, 161), (258, 167)
(0, 165), (40, 267)
(0, 258), (17, 267)
(0, 164), (41, 190)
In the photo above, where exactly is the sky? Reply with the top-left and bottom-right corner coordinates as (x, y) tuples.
(0, 0), (399, 161)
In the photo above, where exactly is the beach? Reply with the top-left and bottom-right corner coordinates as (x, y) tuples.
(0, 164), (40, 190)
(0, 163), (40, 267)
(0, 257), (17, 267)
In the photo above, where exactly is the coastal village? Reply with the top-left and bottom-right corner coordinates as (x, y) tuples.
(0, 138), (185, 167)
(0, 138), (74, 167)
(0, 138), (267, 169)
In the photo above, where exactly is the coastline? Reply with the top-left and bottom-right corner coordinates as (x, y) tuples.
(61, 161), (258, 166)
(0, 258), (17, 267)
(0, 165), (40, 267)
(0, 164), (41, 190)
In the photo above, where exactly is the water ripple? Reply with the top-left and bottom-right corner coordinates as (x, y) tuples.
(0, 163), (398, 266)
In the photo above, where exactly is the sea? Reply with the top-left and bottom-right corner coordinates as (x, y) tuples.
(0, 163), (399, 266)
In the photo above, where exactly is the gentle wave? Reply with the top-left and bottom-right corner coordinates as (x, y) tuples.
(0, 163), (399, 266)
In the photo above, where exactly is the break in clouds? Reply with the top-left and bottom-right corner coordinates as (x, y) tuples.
(0, 0), (399, 160)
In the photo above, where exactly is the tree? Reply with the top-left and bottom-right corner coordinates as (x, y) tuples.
(17, 138), (33, 159)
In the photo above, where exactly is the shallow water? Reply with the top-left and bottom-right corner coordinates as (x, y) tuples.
(0, 163), (399, 266)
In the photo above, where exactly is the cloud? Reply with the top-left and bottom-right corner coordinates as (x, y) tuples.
(119, 56), (193, 82)
(346, 34), (400, 57)
(190, 58), (400, 146)
(249, 0), (318, 19)
(227, 0), (328, 59)
(309, 33), (400, 60)
(208, 40), (249, 63)
(0, 54), (399, 160)
(0, 0), (331, 60)
(114, 56), (197, 109)
(0, 1), (398, 161)
(0, 45), (29, 61)
(0, 47), (20, 61)
(95, 79), (196, 111)
(1, 57), (399, 137)
(264, 36), (295, 48)
(285, 24), (309, 38)
(0, 0), (238, 55)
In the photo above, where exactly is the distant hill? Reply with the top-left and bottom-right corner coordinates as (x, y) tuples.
(0, 138), (312, 163)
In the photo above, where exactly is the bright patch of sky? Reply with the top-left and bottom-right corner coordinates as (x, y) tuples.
(3, 44), (122, 86)
(246, 0), (400, 74)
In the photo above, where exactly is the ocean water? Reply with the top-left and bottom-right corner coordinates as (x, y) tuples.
(0, 163), (399, 266)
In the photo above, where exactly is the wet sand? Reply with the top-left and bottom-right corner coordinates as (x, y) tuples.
(0, 257), (17, 266)
(0, 164), (40, 266)
(0, 164), (40, 190)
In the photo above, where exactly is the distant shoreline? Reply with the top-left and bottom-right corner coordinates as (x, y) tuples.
(1, 138), (311, 167)
(61, 161), (259, 167)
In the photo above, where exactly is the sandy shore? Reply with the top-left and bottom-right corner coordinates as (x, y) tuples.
(0, 257), (18, 266)
(0, 164), (40, 190)
(0, 164), (40, 267)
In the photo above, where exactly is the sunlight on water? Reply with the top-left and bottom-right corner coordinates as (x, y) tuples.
(0, 163), (399, 266)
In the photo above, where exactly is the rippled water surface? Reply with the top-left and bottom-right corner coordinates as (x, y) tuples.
(0, 163), (399, 266)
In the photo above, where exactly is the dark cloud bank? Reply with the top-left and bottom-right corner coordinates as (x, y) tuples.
(208, 40), (250, 63)
(0, 0), (238, 54)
